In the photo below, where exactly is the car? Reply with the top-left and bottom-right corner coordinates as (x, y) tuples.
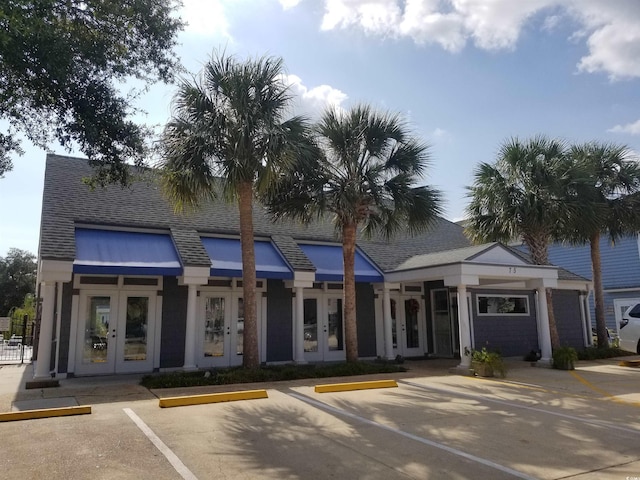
(619, 303), (640, 354)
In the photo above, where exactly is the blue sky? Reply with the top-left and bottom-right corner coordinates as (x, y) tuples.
(2, 0), (640, 257)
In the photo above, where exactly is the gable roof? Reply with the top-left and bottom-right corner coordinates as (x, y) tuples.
(39, 154), (472, 272)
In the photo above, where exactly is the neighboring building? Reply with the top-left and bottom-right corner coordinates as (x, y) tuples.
(545, 236), (640, 336)
(34, 154), (592, 378)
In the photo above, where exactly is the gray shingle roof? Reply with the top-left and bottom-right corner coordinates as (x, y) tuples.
(40, 154), (474, 273)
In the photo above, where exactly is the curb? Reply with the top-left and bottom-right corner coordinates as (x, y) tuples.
(159, 389), (269, 408)
(314, 379), (398, 393)
(0, 405), (92, 422)
(619, 359), (640, 368)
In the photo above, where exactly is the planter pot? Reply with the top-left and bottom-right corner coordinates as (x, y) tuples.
(472, 361), (494, 377)
(554, 360), (575, 370)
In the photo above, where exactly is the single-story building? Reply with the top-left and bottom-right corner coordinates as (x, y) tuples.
(34, 154), (592, 378)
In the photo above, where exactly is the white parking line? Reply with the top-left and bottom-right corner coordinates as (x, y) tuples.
(400, 380), (640, 437)
(123, 408), (198, 480)
(287, 392), (537, 480)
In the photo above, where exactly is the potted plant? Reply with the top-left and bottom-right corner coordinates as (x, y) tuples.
(552, 346), (578, 370)
(466, 347), (507, 378)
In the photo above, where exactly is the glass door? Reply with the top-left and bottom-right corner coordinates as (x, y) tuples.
(301, 294), (346, 362)
(303, 297), (322, 362)
(324, 297), (345, 361)
(115, 293), (156, 373)
(402, 296), (424, 357)
(77, 291), (157, 375)
(77, 294), (116, 375)
(201, 295), (230, 367)
(432, 289), (453, 357)
(199, 293), (246, 367)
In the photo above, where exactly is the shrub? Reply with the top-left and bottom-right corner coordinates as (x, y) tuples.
(552, 346), (578, 370)
(140, 361), (407, 389)
(577, 346), (634, 360)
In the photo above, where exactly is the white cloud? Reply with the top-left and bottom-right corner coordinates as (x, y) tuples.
(280, 74), (348, 119)
(608, 119), (640, 135)
(181, 0), (231, 38)
(568, 1), (640, 80)
(303, 0), (640, 79)
(279, 0), (301, 9)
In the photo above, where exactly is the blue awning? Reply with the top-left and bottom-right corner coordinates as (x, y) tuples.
(201, 237), (293, 279)
(74, 229), (182, 275)
(299, 244), (383, 282)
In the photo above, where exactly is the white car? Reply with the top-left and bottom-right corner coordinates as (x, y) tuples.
(620, 304), (640, 354)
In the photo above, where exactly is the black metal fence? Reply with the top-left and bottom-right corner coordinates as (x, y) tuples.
(0, 315), (34, 364)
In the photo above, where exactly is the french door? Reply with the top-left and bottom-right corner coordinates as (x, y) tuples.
(198, 293), (246, 367)
(391, 295), (425, 358)
(302, 294), (346, 362)
(76, 291), (157, 375)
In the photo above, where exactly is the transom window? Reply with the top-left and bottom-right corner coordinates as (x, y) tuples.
(477, 295), (529, 316)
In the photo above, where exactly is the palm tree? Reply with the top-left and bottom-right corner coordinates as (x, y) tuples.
(266, 104), (443, 362)
(563, 142), (640, 348)
(158, 52), (313, 368)
(465, 135), (575, 349)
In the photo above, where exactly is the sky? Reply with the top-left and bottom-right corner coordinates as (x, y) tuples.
(2, 0), (640, 258)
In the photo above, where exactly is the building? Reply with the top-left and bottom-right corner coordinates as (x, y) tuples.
(546, 236), (640, 336)
(34, 154), (592, 378)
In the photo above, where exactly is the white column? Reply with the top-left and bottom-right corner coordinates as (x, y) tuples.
(383, 286), (394, 360)
(183, 284), (198, 370)
(456, 284), (472, 369)
(34, 282), (56, 379)
(536, 289), (553, 364)
(294, 287), (306, 364)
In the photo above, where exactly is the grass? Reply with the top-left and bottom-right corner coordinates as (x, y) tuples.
(576, 346), (635, 360)
(141, 361), (407, 389)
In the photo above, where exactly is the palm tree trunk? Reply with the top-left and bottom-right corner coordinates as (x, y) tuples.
(238, 180), (259, 368)
(525, 234), (560, 349)
(590, 232), (608, 348)
(342, 222), (358, 363)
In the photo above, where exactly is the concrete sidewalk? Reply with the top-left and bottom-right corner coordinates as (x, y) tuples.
(2, 356), (639, 413)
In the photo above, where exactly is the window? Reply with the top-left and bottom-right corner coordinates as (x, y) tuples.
(477, 295), (529, 316)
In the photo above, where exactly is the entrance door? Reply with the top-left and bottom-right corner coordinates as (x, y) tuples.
(391, 295), (424, 358)
(432, 289), (454, 357)
(199, 294), (244, 367)
(302, 294), (345, 362)
(76, 291), (156, 375)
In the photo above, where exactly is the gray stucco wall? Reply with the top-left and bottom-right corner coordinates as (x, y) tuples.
(553, 289), (586, 349)
(159, 276), (188, 369)
(356, 283), (377, 357)
(266, 279), (293, 362)
(471, 289), (538, 357)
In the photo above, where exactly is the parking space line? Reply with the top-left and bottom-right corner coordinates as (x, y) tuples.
(569, 370), (640, 407)
(400, 380), (640, 437)
(123, 408), (198, 480)
(287, 392), (537, 480)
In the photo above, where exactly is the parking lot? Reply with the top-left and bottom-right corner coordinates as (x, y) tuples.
(1, 359), (640, 479)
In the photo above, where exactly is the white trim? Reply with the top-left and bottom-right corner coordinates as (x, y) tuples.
(556, 280), (592, 291)
(39, 260), (73, 283)
(180, 267), (210, 286)
(386, 261), (558, 285)
(604, 287), (640, 293)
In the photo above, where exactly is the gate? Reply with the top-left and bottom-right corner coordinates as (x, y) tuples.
(0, 315), (34, 364)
